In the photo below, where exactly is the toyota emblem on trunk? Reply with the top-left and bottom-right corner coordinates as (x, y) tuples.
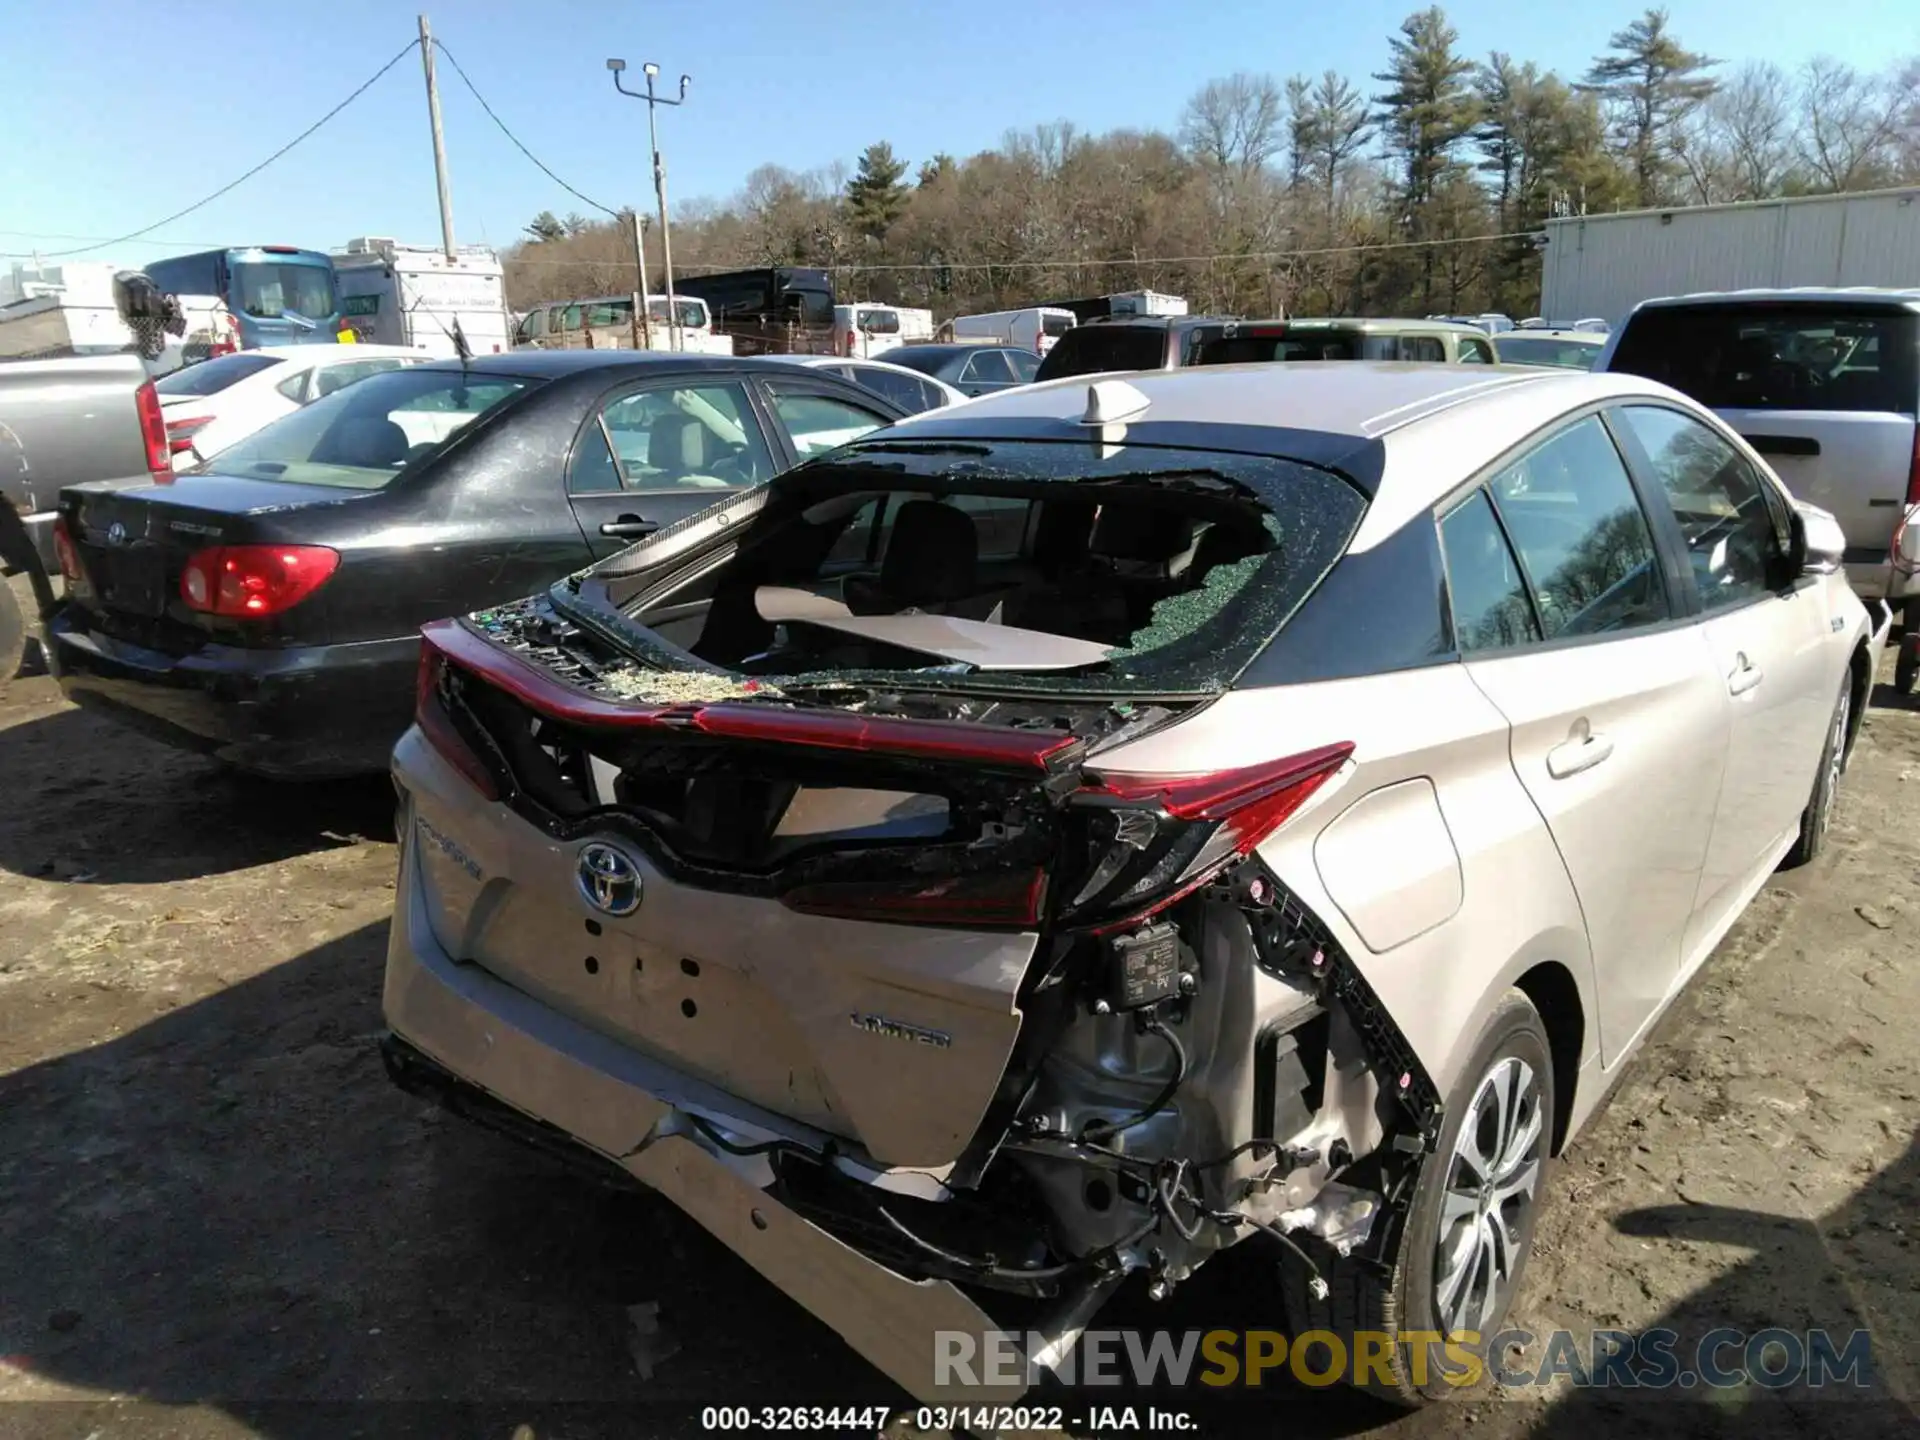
(577, 843), (642, 916)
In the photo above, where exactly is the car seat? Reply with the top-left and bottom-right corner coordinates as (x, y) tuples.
(844, 500), (980, 614)
(649, 411), (729, 487)
(319, 416), (410, 469)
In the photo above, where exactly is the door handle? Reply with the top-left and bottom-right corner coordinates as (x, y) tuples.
(599, 514), (659, 539)
(1728, 653), (1765, 696)
(1546, 731), (1614, 779)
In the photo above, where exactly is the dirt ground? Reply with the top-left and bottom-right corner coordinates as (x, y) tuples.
(0, 624), (1915, 1440)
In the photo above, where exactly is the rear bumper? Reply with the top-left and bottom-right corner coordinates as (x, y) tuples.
(46, 609), (418, 777)
(380, 814), (1028, 1408)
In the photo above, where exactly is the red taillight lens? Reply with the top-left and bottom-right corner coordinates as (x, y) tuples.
(1067, 743), (1354, 932)
(164, 416), (212, 457)
(179, 544), (339, 617)
(844, 329), (858, 355)
(415, 642), (501, 800)
(51, 516), (82, 583)
(134, 381), (171, 482)
(1905, 427), (1920, 508)
(782, 869), (1046, 927)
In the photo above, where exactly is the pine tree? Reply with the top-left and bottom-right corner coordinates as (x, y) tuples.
(523, 211), (566, 243)
(845, 142), (911, 241)
(916, 153), (957, 188)
(1582, 8), (1719, 206)
(1373, 7), (1480, 306)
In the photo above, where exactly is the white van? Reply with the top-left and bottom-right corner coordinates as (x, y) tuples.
(948, 306), (1076, 355)
(833, 303), (933, 359)
(333, 238), (512, 358)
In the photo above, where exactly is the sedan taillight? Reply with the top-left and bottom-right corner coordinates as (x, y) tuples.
(179, 544), (339, 617)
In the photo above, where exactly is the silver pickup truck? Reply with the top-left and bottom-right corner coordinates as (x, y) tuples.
(1, 352), (161, 686)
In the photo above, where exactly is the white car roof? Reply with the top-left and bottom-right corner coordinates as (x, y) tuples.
(250, 343), (431, 360)
(887, 360), (1708, 547)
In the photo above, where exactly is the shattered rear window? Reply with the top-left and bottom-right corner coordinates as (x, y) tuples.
(572, 439), (1368, 698)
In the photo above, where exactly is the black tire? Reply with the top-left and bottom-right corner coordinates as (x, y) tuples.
(1780, 672), (1851, 869)
(0, 578), (25, 692)
(1896, 644), (1917, 697)
(1282, 989), (1553, 1405)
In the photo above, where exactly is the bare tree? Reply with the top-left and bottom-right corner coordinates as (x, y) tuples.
(1180, 73), (1285, 177)
(1798, 57), (1906, 191)
(1714, 62), (1796, 197)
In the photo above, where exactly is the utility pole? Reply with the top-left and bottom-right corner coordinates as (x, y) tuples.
(630, 211), (652, 350)
(608, 58), (690, 351)
(418, 14), (456, 261)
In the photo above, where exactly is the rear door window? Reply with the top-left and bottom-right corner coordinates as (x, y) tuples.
(1608, 305), (1920, 414)
(1440, 490), (1540, 652)
(1486, 414), (1670, 639)
(591, 382), (774, 492)
(848, 365), (939, 414)
(1400, 336), (1447, 362)
(765, 388), (892, 458)
(1613, 405), (1789, 612)
(1008, 351), (1040, 382)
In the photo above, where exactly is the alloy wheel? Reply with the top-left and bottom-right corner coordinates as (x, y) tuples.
(1433, 1056), (1545, 1337)
(1818, 690), (1849, 840)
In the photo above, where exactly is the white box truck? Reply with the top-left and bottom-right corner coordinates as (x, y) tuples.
(332, 237), (512, 358)
(833, 303), (934, 358)
(947, 306), (1077, 355)
(1540, 186), (1920, 329)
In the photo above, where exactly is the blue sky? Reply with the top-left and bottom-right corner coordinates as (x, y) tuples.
(2, 0), (1914, 269)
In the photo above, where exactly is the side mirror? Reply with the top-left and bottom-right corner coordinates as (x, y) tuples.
(1790, 500), (1845, 577)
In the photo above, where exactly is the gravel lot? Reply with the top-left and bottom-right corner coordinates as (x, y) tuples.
(0, 635), (1915, 1440)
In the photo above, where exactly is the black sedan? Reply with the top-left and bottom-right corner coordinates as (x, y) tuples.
(46, 351), (905, 777)
(879, 343), (1040, 396)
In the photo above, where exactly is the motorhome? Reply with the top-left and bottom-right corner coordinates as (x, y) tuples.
(332, 238), (511, 357)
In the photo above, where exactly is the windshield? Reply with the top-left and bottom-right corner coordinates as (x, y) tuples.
(234, 262), (337, 321)
(201, 367), (532, 489)
(1041, 312), (1075, 337)
(153, 352), (284, 396)
(648, 298), (709, 328)
(587, 439), (1367, 696)
(1494, 336), (1602, 370)
(1609, 305), (1920, 413)
(1034, 328), (1165, 382)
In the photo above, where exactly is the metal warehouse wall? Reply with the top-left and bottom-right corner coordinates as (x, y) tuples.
(1541, 188), (1920, 325)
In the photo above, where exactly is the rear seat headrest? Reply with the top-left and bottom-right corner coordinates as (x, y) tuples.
(1090, 504), (1198, 562)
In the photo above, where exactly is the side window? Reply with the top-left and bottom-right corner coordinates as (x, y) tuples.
(1614, 405), (1787, 612)
(1460, 337), (1494, 364)
(1402, 336), (1446, 362)
(1008, 351), (1040, 382)
(1487, 414), (1669, 639)
(851, 366), (932, 414)
(595, 382), (773, 491)
(275, 371), (310, 403)
(1441, 491), (1541, 653)
(766, 389), (891, 458)
(824, 497), (883, 567)
(568, 423), (622, 494)
(962, 350), (1016, 385)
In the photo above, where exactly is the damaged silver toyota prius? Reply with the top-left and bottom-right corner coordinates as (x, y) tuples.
(380, 362), (1883, 1405)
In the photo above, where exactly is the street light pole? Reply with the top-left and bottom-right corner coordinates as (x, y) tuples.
(607, 58), (690, 351)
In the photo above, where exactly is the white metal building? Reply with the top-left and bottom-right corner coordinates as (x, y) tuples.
(1540, 187), (1920, 326)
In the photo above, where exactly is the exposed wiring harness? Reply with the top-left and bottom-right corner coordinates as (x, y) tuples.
(1078, 1014), (1187, 1143)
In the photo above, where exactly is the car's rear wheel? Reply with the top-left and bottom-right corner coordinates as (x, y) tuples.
(1896, 643), (1917, 696)
(1281, 989), (1553, 1404)
(0, 577), (26, 691)
(1781, 673), (1851, 869)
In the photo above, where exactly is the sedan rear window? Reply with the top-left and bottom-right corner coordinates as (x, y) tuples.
(153, 352), (284, 396)
(200, 367), (532, 490)
(1609, 305), (1920, 414)
(595, 439), (1368, 697)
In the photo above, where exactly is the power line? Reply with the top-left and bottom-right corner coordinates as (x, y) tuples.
(430, 38), (620, 220)
(19, 38), (422, 261)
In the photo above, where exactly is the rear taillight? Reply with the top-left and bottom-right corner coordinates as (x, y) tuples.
(179, 544), (339, 617)
(134, 381), (171, 482)
(51, 516), (82, 583)
(1906, 426), (1920, 507)
(1065, 743), (1354, 932)
(415, 642), (501, 800)
(844, 329), (858, 355)
(164, 416), (213, 457)
(783, 869), (1046, 927)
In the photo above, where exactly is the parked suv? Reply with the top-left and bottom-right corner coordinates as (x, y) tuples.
(1033, 315), (1496, 383)
(1600, 289), (1920, 690)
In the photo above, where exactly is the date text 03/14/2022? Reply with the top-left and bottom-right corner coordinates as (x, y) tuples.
(698, 1405), (1198, 1432)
